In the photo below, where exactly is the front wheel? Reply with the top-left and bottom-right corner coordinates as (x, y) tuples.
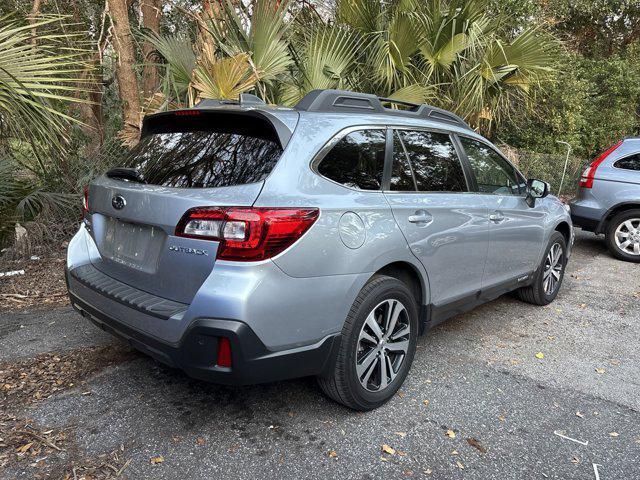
(605, 210), (640, 263)
(517, 231), (567, 306)
(317, 275), (418, 411)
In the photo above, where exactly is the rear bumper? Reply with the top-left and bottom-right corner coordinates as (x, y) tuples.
(66, 269), (340, 385)
(570, 201), (602, 232)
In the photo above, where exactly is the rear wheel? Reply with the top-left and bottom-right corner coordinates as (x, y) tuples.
(317, 275), (418, 411)
(517, 232), (567, 306)
(605, 210), (640, 263)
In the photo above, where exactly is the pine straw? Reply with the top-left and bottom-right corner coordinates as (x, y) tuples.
(0, 254), (69, 311)
(0, 345), (140, 478)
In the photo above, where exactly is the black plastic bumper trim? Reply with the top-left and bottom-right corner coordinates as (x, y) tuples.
(67, 287), (340, 386)
(570, 213), (599, 232)
(69, 263), (188, 320)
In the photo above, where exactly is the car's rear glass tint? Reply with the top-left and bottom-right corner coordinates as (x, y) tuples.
(614, 154), (640, 171)
(123, 113), (283, 188)
(317, 129), (386, 190)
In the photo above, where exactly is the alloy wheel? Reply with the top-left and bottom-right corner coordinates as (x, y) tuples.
(614, 218), (640, 256)
(355, 299), (411, 392)
(543, 242), (564, 296)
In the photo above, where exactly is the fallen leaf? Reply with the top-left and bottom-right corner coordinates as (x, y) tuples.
(445, 430), (456, 439)
(423, 399), (430, 407)
(150, 455), (164, 465)
(451, 450), (459, 455)
(196, 437), (206, 446)
(328, 450), (337, 458)
(609, 359), (621, 366)
(571, 456), (580, 464)
(397, 390), (405, 398)
(424, 469), (432, 475)
(595, 368), (606, 374)
(456, 461), (465, 469)
(498, 414), (506, 422)
(578, 303), (587, 309)
(466, 437), (487, 453)
(609, 432), (619, 437)
(380, 456), (388, 462)
(576, 411), (584, 418)
(403, 469), (413, 476)
(395, 432), (407, 438)
(397, 450), (407, 456)
(535, 352), (545, 359)
(16, 442), (33, 453)
(381, 444), (396, 455)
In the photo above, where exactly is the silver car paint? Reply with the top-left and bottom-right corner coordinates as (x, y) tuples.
(67, 103), (573, 353)
(571, 138), (640, 230)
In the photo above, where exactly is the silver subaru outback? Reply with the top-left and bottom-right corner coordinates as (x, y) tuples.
(66, 90), (573, 410)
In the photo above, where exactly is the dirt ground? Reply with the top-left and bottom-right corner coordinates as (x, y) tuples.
(1, 230), (639, 479)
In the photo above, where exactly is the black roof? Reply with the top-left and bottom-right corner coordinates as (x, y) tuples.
(294, 89), (471, 130)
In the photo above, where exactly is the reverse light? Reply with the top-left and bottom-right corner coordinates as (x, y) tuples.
(175, 207), (319, 261)
(579, 141), (622, 188)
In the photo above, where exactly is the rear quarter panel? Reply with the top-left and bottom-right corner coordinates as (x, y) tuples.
(255, 113), (430, 297)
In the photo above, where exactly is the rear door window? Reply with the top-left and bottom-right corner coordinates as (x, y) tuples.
(317, 129), (386, 190)
(614, 154), (640, 171)
(123, 124), (283, 188)
(391, 130), (467, 192)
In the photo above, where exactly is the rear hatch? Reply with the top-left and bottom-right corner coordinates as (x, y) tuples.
(85, 109), (293, 304)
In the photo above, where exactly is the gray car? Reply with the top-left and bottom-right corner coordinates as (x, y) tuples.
(66, 89), (573, 410)
(570, 138), (640, 262)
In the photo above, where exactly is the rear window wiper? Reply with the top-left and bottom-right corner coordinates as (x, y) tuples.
(106, 167), (147, 184)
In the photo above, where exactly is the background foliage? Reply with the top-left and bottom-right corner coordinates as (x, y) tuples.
(0, 0), (639, 253)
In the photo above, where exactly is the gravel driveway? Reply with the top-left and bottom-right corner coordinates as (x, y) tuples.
(1, 230), (639, 479)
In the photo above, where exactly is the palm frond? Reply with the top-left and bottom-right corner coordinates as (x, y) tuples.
(0, 15), (92, 149)
(203, 0), (292, 85)
(191, 48), (260, 100)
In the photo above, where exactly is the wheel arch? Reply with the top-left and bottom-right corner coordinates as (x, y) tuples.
(597, 202), (640, 234)
(370, 261), (430, 333)
(554, 221), (572, 245)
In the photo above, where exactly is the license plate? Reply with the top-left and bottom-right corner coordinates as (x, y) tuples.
(102, 218), (164, 271)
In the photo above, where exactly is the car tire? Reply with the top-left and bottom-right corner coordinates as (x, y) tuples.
(317, 275), (419, 411)
(605, 209), (640, 263)
(517, 231), (567, 306)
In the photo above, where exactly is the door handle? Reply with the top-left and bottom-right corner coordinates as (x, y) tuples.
(408, 210), (433, 224)
(489, 212), (505, 223)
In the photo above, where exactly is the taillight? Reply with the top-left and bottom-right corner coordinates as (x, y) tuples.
(216, 337), (232, 368)
(82, 186), (89, 215)
(579, 141), (622, 188)
(175, 207), (319, 261)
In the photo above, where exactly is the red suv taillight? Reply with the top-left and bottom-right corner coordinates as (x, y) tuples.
(175, 207), (319, 261)
(579, 140), (623, 189)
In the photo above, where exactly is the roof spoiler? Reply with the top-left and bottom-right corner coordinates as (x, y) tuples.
(294, 89), (471, 130)
(141, 96), (296, 148)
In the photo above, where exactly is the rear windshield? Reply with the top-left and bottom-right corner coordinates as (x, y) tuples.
(123, 118), (283, 188)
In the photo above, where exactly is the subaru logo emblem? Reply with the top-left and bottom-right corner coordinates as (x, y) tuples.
(112, 195), (126, 210)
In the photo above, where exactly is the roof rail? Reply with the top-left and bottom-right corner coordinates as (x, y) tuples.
(196, 93), (266, 109)
(294, 89), (471, 129)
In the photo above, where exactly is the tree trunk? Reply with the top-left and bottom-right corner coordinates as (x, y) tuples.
(140, 0), (161, 101)
(108, 0), (141, 140)
(29, 0), (43, 45)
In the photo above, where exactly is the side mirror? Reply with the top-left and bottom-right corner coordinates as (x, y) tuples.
(525, 179), (549, 207)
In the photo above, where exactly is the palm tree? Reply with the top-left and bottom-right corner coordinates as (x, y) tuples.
(142, 0), (557, 134)
(0, 15), (91, 149)
(0, 15), (92, 248)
